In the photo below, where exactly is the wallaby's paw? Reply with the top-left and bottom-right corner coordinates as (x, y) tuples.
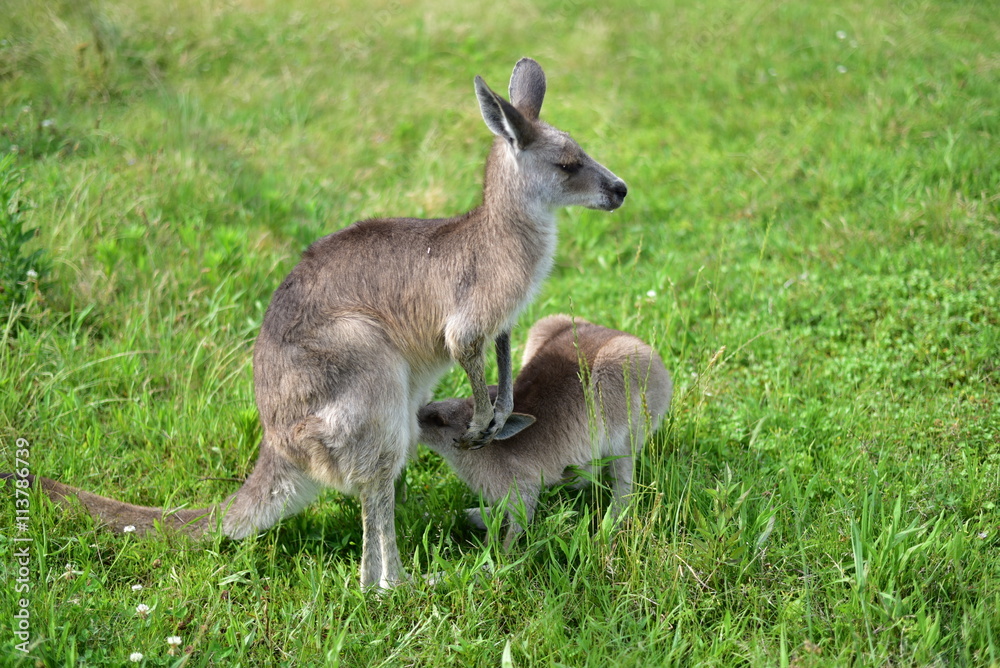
(454, 415), (505, 449)
(454, 429), (493, 450)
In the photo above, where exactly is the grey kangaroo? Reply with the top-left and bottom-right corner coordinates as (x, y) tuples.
(416, 315), (672, 550)
(2, 59), (627, 588)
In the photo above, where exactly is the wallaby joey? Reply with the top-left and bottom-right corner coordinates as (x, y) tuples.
(2, 59), (627, 589)
(416, 315), (672, 550)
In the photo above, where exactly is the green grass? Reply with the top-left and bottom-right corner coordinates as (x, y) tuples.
(1, 0), (998, 664)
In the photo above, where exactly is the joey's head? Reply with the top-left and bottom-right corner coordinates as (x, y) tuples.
(475, 58), (628, 215)
(417, 398), (536, 452)
(417, 398), (473, 451)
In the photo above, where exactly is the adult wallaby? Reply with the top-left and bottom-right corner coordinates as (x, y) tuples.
(3, 59), (627, 588)
(416, 315), (672, 550)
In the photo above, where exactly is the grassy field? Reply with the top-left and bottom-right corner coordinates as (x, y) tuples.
(1, 0), (998, 664)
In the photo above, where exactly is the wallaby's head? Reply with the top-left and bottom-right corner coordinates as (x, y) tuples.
(476, 58), (628, 214)
(418, 396), (536, 450)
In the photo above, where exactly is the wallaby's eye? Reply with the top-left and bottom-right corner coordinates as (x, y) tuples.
(556, 162), (581, 175)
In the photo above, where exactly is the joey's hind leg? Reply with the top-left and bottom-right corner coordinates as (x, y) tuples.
(464, 507), (489, 531)
(463, 490), (536, 550)
(498, 485), (538, 551)
(606, 449), (636, 529)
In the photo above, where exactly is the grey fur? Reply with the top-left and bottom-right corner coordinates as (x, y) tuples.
(3, 59), (628, 589)
(416, 315), (672, 550)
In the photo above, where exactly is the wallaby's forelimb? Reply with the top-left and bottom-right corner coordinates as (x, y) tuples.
(494, 330), (514, 425)
(454, 335), (494, 450)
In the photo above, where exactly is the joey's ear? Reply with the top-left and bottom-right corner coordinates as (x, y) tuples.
(508, 57), (546, 120)
(417, 404), (448, 429)
(495, 413), (536, 440)
(475, 75), (537, 151)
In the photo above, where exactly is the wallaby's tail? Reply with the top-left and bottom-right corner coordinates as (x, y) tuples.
(1, 443), (322, 540)
(1, 472), (218, 537)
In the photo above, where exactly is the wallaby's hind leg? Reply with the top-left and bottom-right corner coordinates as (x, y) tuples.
(280, 335), (413, 588)
(221, 442), (321, 540)
(359, 473), (403, 589)
(464, 507), (490, 531)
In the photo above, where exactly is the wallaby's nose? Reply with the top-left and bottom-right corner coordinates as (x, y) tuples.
(613, 181), (628, 200)
(607, 181), (628, 209)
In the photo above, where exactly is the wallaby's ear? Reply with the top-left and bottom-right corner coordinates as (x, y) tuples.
(475, 75), (537, 151)
(508, 57), (546, 120)
(495, 413), (536, 440)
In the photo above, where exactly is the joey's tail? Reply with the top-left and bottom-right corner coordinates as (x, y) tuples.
(1, 443), (321, 539)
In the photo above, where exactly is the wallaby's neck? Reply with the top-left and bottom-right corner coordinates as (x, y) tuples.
(479, 139), (557, 233)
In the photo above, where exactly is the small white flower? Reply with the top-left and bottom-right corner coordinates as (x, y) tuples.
(62, 563), (84, 580)
(123, 525), (136, 533)
(129, 652), (143, 662)
(167, 636), (182, 646)
(979, 531), (988, 539)
(41, 118), (55, 128)
(836, 30), (847, 40)
(136, 603), (151, 618)
(837, 65), (848, 74)
(132, 584), (143, 591)
(26, 269), (38, 280)
(646, 289), (657, 298)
